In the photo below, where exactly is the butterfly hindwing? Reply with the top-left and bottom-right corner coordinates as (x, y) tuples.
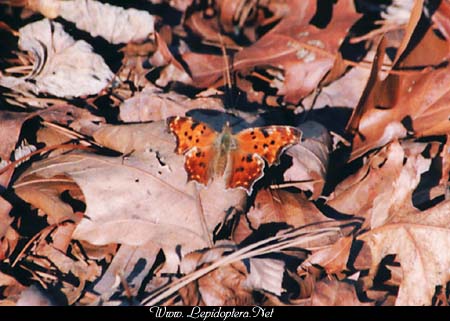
(184, 146), (215, 185)
(168, 116), (218, 186)
(235, 126), (301, 165)
(227, 150), (265, 194)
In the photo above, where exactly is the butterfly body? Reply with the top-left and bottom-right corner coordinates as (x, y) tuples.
(212, 123), (235, 178)
(168, 116), (301, 194)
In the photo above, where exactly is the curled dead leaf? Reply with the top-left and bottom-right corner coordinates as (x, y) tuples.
(0, 19), (113, 97)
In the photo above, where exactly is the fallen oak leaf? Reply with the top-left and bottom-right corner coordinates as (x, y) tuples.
(347, 23), (450, 160)
(358, 200), (450, 305)
(327, 140), (432, 229)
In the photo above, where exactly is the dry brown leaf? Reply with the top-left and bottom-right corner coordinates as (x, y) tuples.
(301, 236), (353, 276)
(310, 278), (372, 306)
(0, 197), (18, 261)
(183, 0), (360, 104)
(246, 258), (285, 296)
(432, 0), (450, 39)
(149, 32), (191, 86)
(0, 111), (38, 187)
(15, 174), (83, 224)
(358, 200), (450, 305)
(119, 86), (224, 123)
(184, 8), (239, 48)
(0, 272), (26, 306)
(0, 19), (112, 97)
(0, 197), (13, 238)
(93, 242), (162, 305)
(15, 222), (100, 305)
(16, 285), (54, 306)
(348, 24), (450, 159)
(284, 121), (331, 199)
(38, 104), (105, 136)
(233, 189), (330, 244)
(15, 152), (210, 252)
(179, 246), (255, 305)
(328, 141), (431, 228)
(441, 134), (450, 186)
(301, 53), (372, 110)
(0, 226), (19, 262)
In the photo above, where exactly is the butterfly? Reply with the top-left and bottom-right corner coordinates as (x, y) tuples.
(167, 116), (302, 194)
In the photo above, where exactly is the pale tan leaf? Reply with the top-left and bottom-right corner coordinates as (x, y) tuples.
(28, 0), (155, 44)
(15, 174), (82, 224)
(0, 19), (113, 97)
(0, 271), (26, 306)
(302, 236), (353, 276)
(328, 141), (431, 228)
(93, 242), (162, 304)
(358, 200), (450, 305)
(16, 285), (54, 306)
(284, 121), (331, 199)
(247, 258), (285, 296)
(119, 86), (224, 123)
(0, 197), (13, 238)
(179, 246), (254, 305)
(233, 189), (330, 244)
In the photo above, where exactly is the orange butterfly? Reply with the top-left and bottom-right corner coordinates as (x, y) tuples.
(167, 116), (301, 194)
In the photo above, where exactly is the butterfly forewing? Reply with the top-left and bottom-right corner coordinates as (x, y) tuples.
(167, 116), (217, 154)
(184, 146), (215, 185)
(235, 126), (301, 165)
(168, 116), (219, 186)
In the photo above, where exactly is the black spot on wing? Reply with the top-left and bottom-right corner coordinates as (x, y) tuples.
(246, 154), (253, 163)
(260, 128), (270, 138)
